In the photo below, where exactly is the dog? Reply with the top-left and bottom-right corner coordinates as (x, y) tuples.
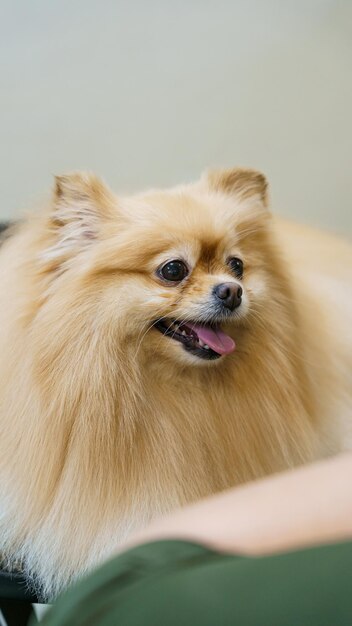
(0, 168), (351, 598)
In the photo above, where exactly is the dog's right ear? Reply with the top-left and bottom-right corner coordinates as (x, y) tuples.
(43, 172), (117, 264)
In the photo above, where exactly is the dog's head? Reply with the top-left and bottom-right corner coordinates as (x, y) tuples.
(39, 168), (275, 366)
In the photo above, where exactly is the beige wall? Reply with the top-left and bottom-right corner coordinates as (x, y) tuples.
(1, 0), (351, 234)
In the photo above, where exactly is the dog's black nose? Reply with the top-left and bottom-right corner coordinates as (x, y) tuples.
(214, 283), (242, 311)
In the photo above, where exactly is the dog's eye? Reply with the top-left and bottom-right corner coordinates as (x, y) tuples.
(228, 257), (244, 279)
(158, 260), (189, 283)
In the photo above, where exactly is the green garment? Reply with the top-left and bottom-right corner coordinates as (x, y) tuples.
(42, 539), (352, 626)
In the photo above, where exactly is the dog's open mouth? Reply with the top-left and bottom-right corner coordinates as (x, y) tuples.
(154, 319), (236, 360)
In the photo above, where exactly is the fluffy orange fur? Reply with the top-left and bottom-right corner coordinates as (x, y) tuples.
(0, 168), (351, 598)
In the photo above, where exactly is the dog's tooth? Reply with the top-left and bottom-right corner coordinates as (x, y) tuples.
(204, 344), (209, 350)
(198, 339), (204, 347)
(181, 330), (187, 336)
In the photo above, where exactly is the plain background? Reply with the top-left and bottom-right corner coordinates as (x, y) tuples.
(0, 0), (351, 234)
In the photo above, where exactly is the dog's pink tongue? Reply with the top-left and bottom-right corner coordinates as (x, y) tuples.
(188, 324), (236, 355)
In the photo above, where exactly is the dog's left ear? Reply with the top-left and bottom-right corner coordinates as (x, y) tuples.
(204, 167), (269, 208)
(44, 172), (117, 263)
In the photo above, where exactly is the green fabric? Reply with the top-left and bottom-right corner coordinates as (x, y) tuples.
(41, 539), (352, 626)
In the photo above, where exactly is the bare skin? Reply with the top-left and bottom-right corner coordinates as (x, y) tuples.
(123, 454), (352, 555)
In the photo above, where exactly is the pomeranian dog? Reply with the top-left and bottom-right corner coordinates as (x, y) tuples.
(0, 167), (351, 598)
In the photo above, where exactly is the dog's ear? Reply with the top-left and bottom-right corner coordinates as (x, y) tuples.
(204, 168), (269, 208)
(43, 172), (116, 263)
